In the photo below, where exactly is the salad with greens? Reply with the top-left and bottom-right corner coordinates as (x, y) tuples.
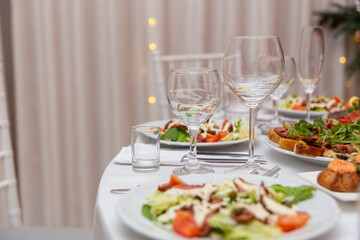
(160, 119), (249, 143)
(280, 94), (344, 112)
(142, 175), (315, 239)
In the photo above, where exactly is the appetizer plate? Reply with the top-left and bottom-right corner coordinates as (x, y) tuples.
(141, 119), (254, 148)
(277, 108), (327, 119)
(298, 171), (360, 202)
(264, 137), (332, 166)
(116, 174), (340, 240)
(262, 102), (327, 119)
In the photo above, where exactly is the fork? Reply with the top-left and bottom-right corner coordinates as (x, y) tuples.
(263, 165), (281, 177)
(249, 165), (281, 177)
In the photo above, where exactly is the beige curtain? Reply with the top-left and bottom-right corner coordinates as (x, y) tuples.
(0, 0), (355, 229)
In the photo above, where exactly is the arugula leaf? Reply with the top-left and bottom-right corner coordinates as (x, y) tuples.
(176, 129), (190, 142)
(288, 120), (315, 137)
(160, 128), (178, 141)
(142, 204), (156, 220)
(270, 185), (316, 204)
(313, 117), (329, 135)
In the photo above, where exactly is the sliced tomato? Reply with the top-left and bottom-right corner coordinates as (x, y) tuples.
(218, 131), (228, 139)
(334, 96), (341, 103)
(291, 104), (306, 111)
(173, 210), (201, 238)
(205, 134), (220, 142)
(276, 213), (311, 232)
(169, 174), (186, 187)
(345, 101), (350, 109)
(338, 117), (351, 124)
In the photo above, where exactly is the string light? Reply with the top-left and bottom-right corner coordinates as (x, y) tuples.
(345, 80), (352, 88)
(148, 18), (156, 26)
(339, 57), (347, 64)
(148, 43), (157, 50)
(148, 96), (156, 104)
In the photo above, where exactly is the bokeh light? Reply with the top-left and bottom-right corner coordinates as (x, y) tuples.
(148, 96), (156, 104)
(148, 18), (156, 26)
(148, 43), (157, 50)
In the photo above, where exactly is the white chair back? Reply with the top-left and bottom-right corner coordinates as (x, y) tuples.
(151, 51), (224, 119)
(0, 26), (22, 228)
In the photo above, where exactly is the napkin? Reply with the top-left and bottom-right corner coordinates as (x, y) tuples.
(114, 146), (188, 166)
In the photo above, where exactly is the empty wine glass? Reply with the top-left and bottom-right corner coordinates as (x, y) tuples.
(259, 56), (296, 132)
(222, 36), (285, 174)
(167, 67), (221, 175)
(297, 26), (325, 121)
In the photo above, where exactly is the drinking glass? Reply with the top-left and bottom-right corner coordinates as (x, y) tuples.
(222, 36), (285, 174)
(297, 26), (325, 121)
(260, 56), (296, 132)
(167, 67), (221, 175)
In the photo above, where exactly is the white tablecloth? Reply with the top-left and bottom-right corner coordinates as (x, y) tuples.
(92, 135), (359, 240)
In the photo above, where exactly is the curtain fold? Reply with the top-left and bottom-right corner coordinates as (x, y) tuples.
(0, 0), (354, 229)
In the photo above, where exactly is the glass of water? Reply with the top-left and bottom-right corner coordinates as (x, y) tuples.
(131, 126), (160, 173)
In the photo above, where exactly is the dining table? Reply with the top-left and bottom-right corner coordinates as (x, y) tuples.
(92, 123), (359, 240)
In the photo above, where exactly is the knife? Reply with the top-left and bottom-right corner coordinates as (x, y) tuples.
(197, 151), (263, 157)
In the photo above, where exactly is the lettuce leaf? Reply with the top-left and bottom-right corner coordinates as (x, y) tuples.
(269, 185), (315, 204)
(208, 213), (281, 239)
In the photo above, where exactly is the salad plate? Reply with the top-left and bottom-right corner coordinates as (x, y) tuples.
(262, 102), (326, 119)
(298, 171), (360, 202)
(264, 137), (332, 166)
(116, 173), (340, 240)
(141, 119), (255, 148)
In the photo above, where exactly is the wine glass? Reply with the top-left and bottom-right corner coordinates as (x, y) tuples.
(222, 36), (285, 174)
(297, 26), (325, 122)
(259, 56), (296, 132)
(167, 67), (221, 175)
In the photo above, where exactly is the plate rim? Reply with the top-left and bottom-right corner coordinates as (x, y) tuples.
(264, 137), (332, 166)
(116, 173), (340, 240)
(262, 101), (328, 118)
(298, 171), (360, 202)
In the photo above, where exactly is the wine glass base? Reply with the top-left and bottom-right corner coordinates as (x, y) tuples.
(173, 164), (215, 176)
(224, 164), (279, 178)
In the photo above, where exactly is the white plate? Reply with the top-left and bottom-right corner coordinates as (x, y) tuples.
(141, 119), (252, 148)
(116, 174), (340, 240)
(264, 137), (332, 166)
(298, 171), (360, 202)
(262, 102), (327, 119)
(278, 108), (327, 119)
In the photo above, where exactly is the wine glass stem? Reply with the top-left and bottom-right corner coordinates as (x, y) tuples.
(248, 105), (258, 167)
(187, 126), (200, 170)
(271, 97), (280, 125)
(305, 90), (313, 122)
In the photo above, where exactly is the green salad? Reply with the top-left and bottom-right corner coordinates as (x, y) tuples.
(142, 175), (315, 239)
(160, 119), (250, 143)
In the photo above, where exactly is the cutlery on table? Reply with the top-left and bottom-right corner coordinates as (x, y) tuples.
(197, 151), (263, 158)
(250, 165), (281, 177)
(263, 165), (281, 177)
(116, 159), (266, 168)
(110, 188), (131, 194)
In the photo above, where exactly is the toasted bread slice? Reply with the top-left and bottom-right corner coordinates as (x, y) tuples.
(268, 129), (282, 144)
(278, 138), (298, 152)
(294, 142), (324, 157)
